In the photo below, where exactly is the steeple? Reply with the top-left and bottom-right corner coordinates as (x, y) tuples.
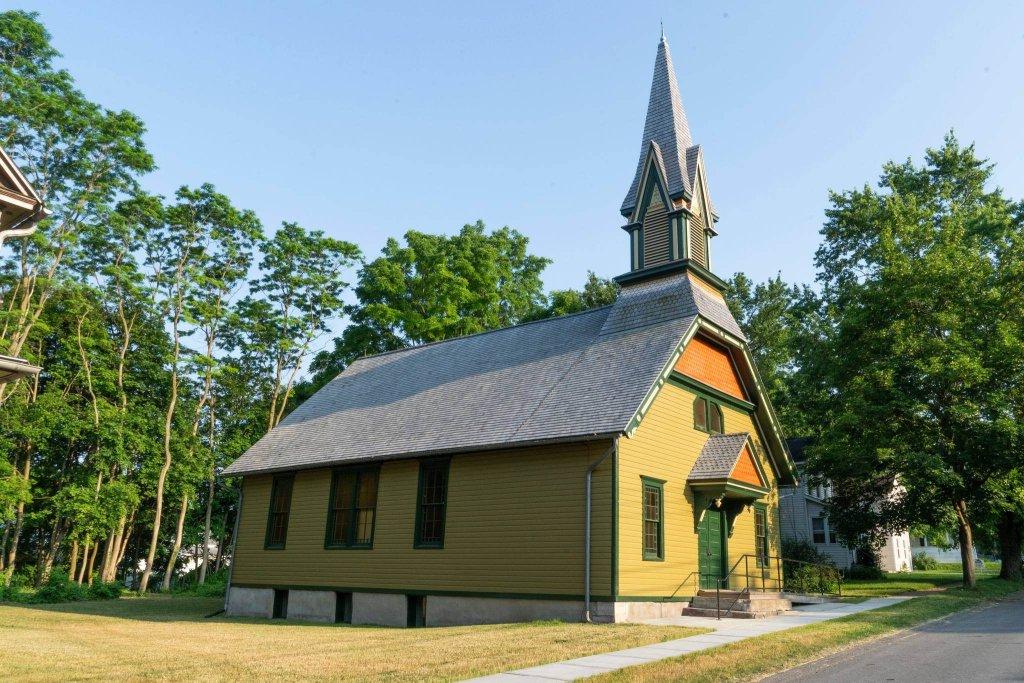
(618, 32), (718, 280)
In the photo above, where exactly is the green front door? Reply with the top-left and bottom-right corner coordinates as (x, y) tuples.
(698, 507), (726, 589)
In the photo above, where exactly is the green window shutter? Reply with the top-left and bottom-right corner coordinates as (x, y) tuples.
(415, 459), (450, 549)
(264, 475), (295, 550)
(641, 477), (664, 561)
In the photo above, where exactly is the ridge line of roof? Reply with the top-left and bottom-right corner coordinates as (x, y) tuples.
(349, 303), (617, 365)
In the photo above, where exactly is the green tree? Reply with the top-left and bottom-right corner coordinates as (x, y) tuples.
(234, 222), (360, 431)
(529, 271), (619, 320)
(304, 222), (548, 391)
(805, 134), (1024, 587)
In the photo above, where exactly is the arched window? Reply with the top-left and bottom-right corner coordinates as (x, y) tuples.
(693, 397), (708, 431)
(693, 396), (725, 434)
(709, 403), (724, 434)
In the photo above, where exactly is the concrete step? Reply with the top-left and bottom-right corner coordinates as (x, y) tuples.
(690, 597), (791, 612)
(681, 606), (776, 619)
(690, 590), (792, 617)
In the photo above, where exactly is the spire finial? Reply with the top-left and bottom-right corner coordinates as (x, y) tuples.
(660, 20), (665, 42)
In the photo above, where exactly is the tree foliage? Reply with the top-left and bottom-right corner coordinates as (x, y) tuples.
(804, 134), (1024, 586)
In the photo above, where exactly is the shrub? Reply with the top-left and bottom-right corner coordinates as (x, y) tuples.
(171, 568), (229, 597)
(34, 568), (89, 603)
(87, 580), (123, 600)
(913, 552), (939, 570)
(782, 539), (836, 566)
(845, 563), (885, 580)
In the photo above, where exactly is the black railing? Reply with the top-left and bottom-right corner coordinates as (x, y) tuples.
(679, 554), (842, 620)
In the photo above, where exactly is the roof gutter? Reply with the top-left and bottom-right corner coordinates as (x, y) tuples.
(0, 202), (48, 248)
(584, 437), (617, 623)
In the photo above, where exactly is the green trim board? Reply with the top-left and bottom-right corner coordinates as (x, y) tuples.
(231, 583), (620, 603)
(324, 465), (380, 550)
(264, 474), (294, 550)
(413, 457), (450, 549)
(611, 440), (619, 599)
(669, 373), (756, 413)
(640, 476), (665, 561)
(689, 478), (770, 501)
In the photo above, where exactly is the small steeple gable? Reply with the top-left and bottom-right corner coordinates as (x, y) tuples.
(618, 32), (719, 284)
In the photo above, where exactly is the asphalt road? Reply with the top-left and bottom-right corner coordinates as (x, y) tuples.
(766, 593), (1024, 682)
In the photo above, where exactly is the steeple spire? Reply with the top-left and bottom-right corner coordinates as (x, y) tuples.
(620, 33), (694, 217)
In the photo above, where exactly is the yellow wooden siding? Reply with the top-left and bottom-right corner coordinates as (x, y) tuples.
(617, 383), (781, 597)
(232, 440), (613, 598)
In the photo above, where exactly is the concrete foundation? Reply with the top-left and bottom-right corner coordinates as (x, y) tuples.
(287, 589), (336, 622)
(426, 596), (614, 626)
(351, 591), (407, 627)
(225, 586), (273, 618)
(225, 585), (690, 626)
(613, 601), (688, 622)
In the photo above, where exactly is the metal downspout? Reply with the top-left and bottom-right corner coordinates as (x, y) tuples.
(222, 482), (244, 614)
(584, 438), (617, 623)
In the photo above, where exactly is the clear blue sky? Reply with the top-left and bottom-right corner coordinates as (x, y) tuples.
(19, 1), (1024, 291)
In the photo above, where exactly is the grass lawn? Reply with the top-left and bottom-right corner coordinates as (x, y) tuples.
(0, 595), (704, 682)
(593, 575), (1023, 683)
(841, 569), (968, 598)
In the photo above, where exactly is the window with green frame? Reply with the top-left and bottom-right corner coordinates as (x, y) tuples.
(693, 396), (724, 434)
(325, 466), (380, 548)
(641, 478), (664, 560)
(754, 505), (769, 568)
(415, 459), (449, 548)
(264, 474), (294, 549)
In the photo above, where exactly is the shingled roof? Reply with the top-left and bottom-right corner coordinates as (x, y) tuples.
(621, 34), (697, 216)
(224, 269), (749, 476)
(688, 433), (751, 481)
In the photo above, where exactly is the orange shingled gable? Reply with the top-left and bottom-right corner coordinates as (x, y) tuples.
(674, 335), (747, 400)
(731, 444), (765, 488)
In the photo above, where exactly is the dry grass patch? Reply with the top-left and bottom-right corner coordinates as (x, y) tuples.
(593, 578), (1022, 683)
(0, 596), (703, 681)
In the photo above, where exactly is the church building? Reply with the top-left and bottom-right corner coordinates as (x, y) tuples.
(223, 34), (796, 626)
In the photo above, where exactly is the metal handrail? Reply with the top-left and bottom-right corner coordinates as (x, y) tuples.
(700, 554), (843, 620)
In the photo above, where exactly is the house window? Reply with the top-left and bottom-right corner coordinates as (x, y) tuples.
(709, 403), (724, 433)
(755, 505), (769, 567)
(326, 467), (379, 548)
(829, 526), (838, 545)
(811, 517), (826, 544)
(693, 397), (724, 434)
(415, 459), (449, 548)
(693, 397), (708, 431)
(264, 475), (294, 549)
(642, 478), (664, 560)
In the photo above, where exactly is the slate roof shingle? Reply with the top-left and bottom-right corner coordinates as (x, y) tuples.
(224, 268), (749, 476)
(622, 35), (694, 216)
(688, 433), (751, 481)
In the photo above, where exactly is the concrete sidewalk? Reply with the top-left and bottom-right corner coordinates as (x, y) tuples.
(469, 597), (909, 682)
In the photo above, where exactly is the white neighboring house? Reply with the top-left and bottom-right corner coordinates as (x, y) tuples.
(910, 532), (982, 565)
(779, 438), (912, 572)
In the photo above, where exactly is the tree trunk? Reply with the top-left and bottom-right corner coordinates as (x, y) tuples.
(198, 475), (214, 585)
(997, 510), (1023, 581)
(85, 539), (98, 586)
(68, 540), (79, 580)
(161, 495), (188, 592)
(115, 518), (134, 577)
(214, 512), (227, 572)
(954, 500), (976, 588)
(76, 540), (90, 584)
(3, 455), (30, 584)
